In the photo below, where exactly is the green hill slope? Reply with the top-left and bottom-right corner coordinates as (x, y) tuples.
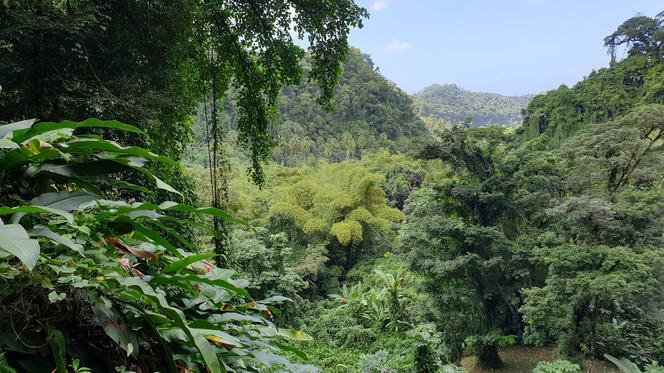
(412, 84), (533, 127)
(517, 55), (664, 144)
(279, 48), (427, 141)
(190, 48), (428, 166)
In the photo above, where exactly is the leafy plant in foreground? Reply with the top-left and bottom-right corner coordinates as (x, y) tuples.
(0, 119), (312, 372)
(605, 355), (664, 373)
(532, 360), (582, 373)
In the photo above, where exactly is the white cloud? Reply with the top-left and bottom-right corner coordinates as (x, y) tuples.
(384, 39), (411, 53)
(370, 0), (387, 12)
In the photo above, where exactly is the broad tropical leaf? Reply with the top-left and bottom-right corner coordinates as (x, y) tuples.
(10, 119), (143, 144)
(0, 224), (40, 270)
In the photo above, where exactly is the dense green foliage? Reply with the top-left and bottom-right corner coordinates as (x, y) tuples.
(402, 127), (524, 368)
(395, 15), (664, 370)
(187, 48), (428, 167)
(0, 0), (366, 184)
(399, 105), (664, 369)
(221, 154), (424, 294)
(532, 360), (582, 373)
(280, 49), (426, 141)
(183, 153), (449, 371)
(2, 5), (664, 373)
(413, 84), (533, 128)
(0, 119), (312, 372)
(0, 0), (371, 371)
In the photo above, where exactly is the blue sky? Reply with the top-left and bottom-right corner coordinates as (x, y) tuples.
(346, 0), (663, 96)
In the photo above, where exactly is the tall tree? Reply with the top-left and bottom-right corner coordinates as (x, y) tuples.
(604, 12), (664, 62)
(0, 0), (368, 183)
(402, 128), (524, 368)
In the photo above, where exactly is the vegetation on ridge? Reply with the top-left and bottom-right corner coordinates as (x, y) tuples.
(413, 84), (533, 128)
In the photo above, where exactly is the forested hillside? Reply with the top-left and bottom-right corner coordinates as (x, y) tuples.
(518, 57), (664, 144)
(279, 48), (427, 143)
(189, 48), (427, 167)
(413, 84), (533, 127)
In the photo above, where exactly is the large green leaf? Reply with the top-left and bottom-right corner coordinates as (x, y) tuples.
(0, 138), (19, 149)
(30, 227), (85, 257)
(150, 220), (195, 251)
(11, 119), (143, 144)
(151, 274), (250, 299)
(30, 190), (99, 212)
(190, 330), (226, 373)
(0, 205), (73, 224)
(91, 297), (139, 357)
(163, 253), (217, 274)
(108, 202), (247, 227)
(0, 224), (40, 270)
(158, 202), (252, 228)
(191, 328), (242, 348)
(256, 326), (313, 341)
(0, 140), (63, 169)
(127, 222), (182, 257)
(604, 354), (642, 373)
(62, 139), (176, 166)
(116, 277), (224, 373)
(153, 175), (181, 195)
(0, 119), (35, 139)
(33, 160), (134, 178)
(47, 328), (67, 373)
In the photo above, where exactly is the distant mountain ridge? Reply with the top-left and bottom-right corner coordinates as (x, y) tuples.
(412, 84), (533, 127)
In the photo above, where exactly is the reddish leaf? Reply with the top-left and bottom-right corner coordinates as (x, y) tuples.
(106, 237), (157, 263)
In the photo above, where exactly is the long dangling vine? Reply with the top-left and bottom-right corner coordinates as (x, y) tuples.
(203, 49), (230, 266)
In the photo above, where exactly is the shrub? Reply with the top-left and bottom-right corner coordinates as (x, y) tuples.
(337, 325), (378, 348)
(532, 360), (582, 373)
(0, 119), (310, 372)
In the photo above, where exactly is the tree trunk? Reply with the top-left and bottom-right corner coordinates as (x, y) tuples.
(477, 344), (503, 370)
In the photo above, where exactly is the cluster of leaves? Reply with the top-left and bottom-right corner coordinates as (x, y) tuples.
(401, 126), (526, 368)
(225, 228), (307, 299)
(287, 256), (448, 372)
(604, 12), (664, 62)
(519, 108), (664, 365)
(0, 119), (312, 372)
(532, 360), (582, 373)
(329, 269), (408, 332)
(605, 354), (664, 373)
(200, 159), (407, 296)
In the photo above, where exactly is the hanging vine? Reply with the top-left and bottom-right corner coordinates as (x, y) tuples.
(203, 49), (231, 266)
